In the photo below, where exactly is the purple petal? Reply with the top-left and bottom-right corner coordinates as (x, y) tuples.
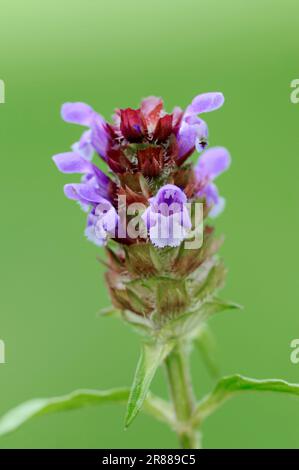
(87, 174), (110, 202)
(177, 118), (208, 159)
(85, 202), (119, 246)
(91, 118), (109, 160)
(201, 182), (220, 205)
(197, 182), (226, 218)
(75, 183), (104, 203)
(77, 201), (90, 212)
(155, 184), (187, 207)
(71, 130), (94, 161)
(64, 178), (110, 207)
(92, 168), (110, 187)
(181, 206), (192, 230)
(96, 203), (119, 234)
(64, 184), (81, 201)
(52, 152), (93, 174)
(63, 183), (101, 205)
(60, 102), (109, 159)
(177, 125), (197, 159)
(85, 217), (106, 246)
(185, 92), (224, 115)
(196, 147), (231, 180)
(61, 102), (95, 126)
(149, 213), (187, 248)
(209, 196), (226, 218)
(64, 183), (94, 208)
(53, 152), (110, 199)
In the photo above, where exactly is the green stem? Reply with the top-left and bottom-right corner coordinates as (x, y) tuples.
(165, 341), (201, 449)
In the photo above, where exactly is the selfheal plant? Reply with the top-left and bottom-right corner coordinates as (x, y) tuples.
(2, 94), (299, 449)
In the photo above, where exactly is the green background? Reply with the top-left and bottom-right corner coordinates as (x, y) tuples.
(1, 0), (299, 449)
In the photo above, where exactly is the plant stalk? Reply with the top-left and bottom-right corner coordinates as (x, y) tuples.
(165, 341), (201, 449)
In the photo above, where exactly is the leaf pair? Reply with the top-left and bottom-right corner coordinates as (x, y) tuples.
(2, 374), (299, 438)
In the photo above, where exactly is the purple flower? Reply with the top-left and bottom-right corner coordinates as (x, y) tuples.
(61, 102), (110, 160)
(85, 200), (119, 246)
(142, 184), (192, 248)
(52, 152), (111, 209)
(184, 92), (224, 116)
(177, 92), (224, 161)
(195, 147), (231, 218)
(177, 116), (208, 159)
(61, 102), (95, 126)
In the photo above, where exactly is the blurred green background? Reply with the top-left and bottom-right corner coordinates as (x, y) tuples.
(0, 0), (299, 449)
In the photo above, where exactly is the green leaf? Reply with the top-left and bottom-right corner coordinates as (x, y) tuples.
(125, 341), (173, 428)
(193, 374), (299, 425)
(195, 325), (220, 379)
(0, 388), (175, 437)
(0, 388), (129, 436)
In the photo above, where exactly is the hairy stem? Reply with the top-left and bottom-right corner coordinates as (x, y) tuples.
(165, 341), (201, 449)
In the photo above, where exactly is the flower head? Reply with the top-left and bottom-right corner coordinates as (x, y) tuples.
(53, 92), (228, 247)
(52, 92), (231, 326)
